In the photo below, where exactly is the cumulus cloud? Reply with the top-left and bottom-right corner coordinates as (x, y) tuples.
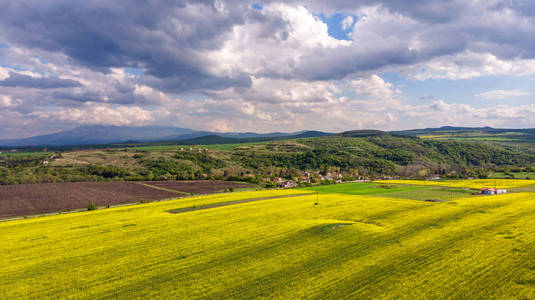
(2, 1), (535, 137)
(30, 102), (156, 126)
(3, 1), (535, 83)
(476, 89), (532, 100)
(350, 75), (395, 99)
(407, 51), (535, 80)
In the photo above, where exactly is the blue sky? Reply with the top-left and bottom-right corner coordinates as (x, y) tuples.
(1, 0), (535, 138)
(317, 13), (356, 41)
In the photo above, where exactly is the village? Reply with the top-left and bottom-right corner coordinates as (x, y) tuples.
(268, 171), (370, 188)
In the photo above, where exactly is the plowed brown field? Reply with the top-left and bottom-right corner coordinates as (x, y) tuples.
(142, 180), (256, 194)
(0, 180), (258, 219)
(0, 182), (178, 218)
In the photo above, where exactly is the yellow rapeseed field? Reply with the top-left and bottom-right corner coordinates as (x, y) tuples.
(2, 183), (535, 298)
(375, 178), (535, 189)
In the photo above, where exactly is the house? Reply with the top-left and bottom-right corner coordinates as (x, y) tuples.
(273, 177), (284, 184)
(281, 181), (295, 188)
(299, 176), (310, 183)
(333, 172), (343, 179)
(481, 187), (507, 195)
(431, 174), (441, 180)
(42, 161), (49, 166)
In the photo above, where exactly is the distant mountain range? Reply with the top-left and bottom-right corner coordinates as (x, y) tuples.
(390, 126), (535, 136)
(2, 125), (535, 147)
(0, 125), (333, 147)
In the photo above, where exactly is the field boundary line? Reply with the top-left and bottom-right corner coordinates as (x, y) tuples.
(134, 182), (190, 195)
(168, 193), (315, 214)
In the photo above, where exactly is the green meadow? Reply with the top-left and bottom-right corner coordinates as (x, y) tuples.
(302, 182), (476, 201)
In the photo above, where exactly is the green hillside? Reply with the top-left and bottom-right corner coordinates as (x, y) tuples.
(1, 134), (534, 185)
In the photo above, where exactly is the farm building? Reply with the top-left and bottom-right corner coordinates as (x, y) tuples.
(298, 175), (310, 183)
(281, 181), (295, 188)
(480, 187), (507, 195)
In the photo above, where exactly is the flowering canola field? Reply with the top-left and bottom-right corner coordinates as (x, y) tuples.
(375, 179), (535, 189)
(2, 184), (535, 298)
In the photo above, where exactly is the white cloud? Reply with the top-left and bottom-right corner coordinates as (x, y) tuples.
(0, 67), (9, 80)
(203, 3), (351, 79)
(0, 95), (21, 107)
(341, 16), (354, 31)
(30, 103), (156, 126)
(476, 89), (531, 100)
(350, 74), (395, 100)
(408, 51), (535, 80)
(0, 95), (12, 107)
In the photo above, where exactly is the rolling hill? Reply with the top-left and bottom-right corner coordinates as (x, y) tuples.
(0, 125), (332, 147)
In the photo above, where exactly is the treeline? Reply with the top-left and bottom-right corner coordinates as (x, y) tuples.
(1, 134), (534, 185)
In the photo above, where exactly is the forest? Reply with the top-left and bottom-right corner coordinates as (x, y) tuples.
(1, 134), (534, 185)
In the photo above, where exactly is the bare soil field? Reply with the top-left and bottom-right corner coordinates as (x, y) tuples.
(143, 180), (257, 194)
(0, 182), (179, 219)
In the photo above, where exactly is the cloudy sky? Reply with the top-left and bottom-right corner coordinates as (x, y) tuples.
(1, 0), (535, 138)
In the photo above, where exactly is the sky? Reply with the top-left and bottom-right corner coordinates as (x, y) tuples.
(1, 0), (535, 138)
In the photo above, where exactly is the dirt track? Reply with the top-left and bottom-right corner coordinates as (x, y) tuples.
(142, 180), (256, 194)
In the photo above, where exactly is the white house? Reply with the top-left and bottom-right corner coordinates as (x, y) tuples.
(481, 188), (507, 195)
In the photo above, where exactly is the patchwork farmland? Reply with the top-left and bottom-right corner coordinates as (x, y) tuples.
(2, 180), (535, 298)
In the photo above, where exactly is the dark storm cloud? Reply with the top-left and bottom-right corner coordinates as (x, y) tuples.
(51, 90), (151, 105)
(142, 71), (252, 94)
(0, 0), (252, 92)
(299, 0), (465, 23)
(3, 0), (535, 86)
(0, 72), (83, 89)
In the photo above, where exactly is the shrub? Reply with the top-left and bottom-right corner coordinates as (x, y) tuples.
(87, 203), (97, 211)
